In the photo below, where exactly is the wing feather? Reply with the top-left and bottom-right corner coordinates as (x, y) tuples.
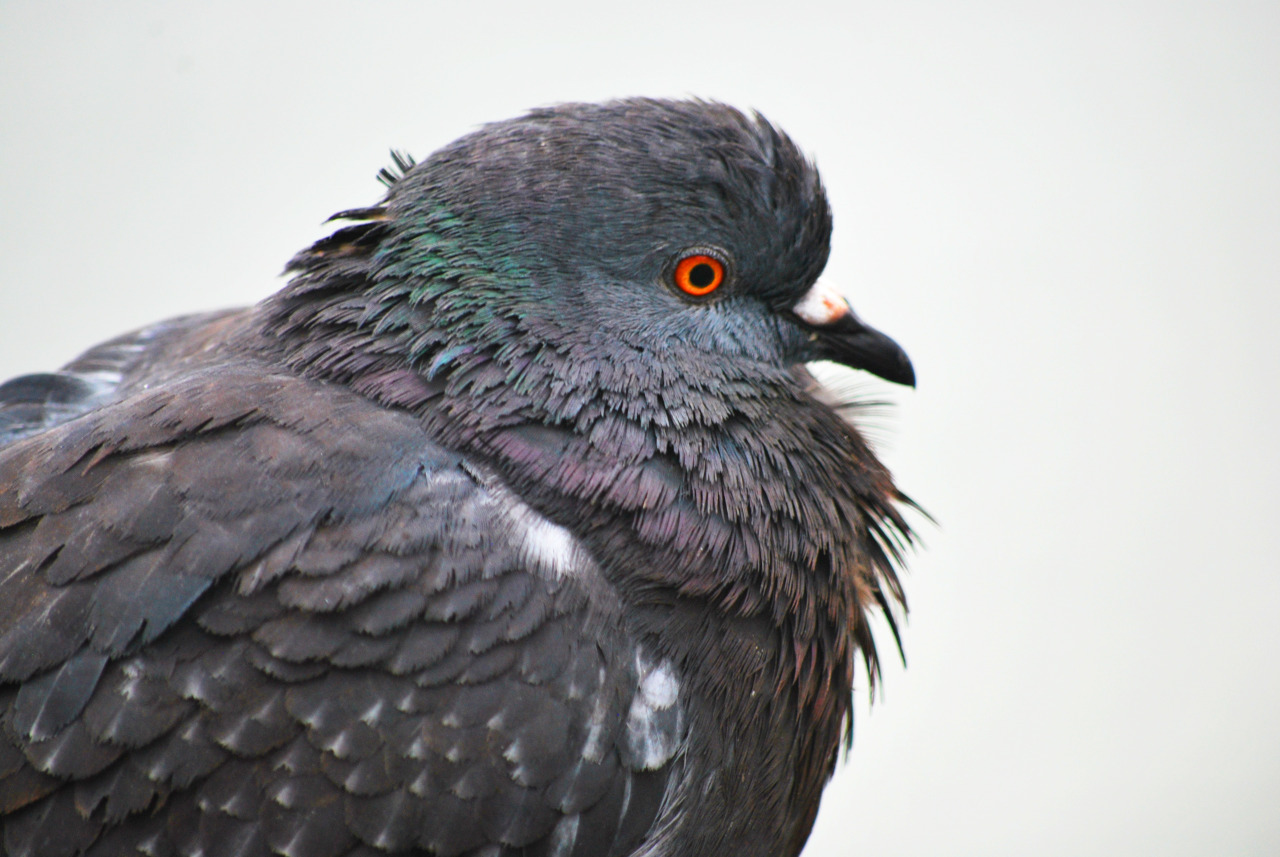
(0, 364), (684, 856)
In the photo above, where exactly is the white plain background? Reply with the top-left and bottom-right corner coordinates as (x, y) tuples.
(2, 2), (1278, 855)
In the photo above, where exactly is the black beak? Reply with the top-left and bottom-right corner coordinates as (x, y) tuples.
(790, 282), (915, 386)
(801, 310), (916, 387)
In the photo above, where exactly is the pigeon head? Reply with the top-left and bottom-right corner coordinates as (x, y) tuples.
(271, 98), (913, 392)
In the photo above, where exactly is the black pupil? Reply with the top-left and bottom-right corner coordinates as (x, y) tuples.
(688, 263), (716, 288)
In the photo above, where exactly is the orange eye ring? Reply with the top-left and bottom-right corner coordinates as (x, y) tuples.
(673, 254), (725, 297)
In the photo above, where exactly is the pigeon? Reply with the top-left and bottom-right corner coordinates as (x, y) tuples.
(0, 99), (917, 857)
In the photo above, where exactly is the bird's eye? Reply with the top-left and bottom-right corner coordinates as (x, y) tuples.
(673, 254), (725, 297)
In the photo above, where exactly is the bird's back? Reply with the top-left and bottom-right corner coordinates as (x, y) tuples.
(0, 311), (246, 446)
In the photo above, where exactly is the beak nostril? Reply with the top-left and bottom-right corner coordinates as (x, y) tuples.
(792, 280), (851, 327)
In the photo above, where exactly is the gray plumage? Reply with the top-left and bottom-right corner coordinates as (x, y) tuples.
(0, 99), (917, 857)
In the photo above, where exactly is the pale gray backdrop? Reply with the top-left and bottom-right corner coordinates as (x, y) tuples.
(2, 2), (1277, 855)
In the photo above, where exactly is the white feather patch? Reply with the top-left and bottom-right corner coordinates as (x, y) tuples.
(519, 514), (579, 577)
(625, 652), (683, 770)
